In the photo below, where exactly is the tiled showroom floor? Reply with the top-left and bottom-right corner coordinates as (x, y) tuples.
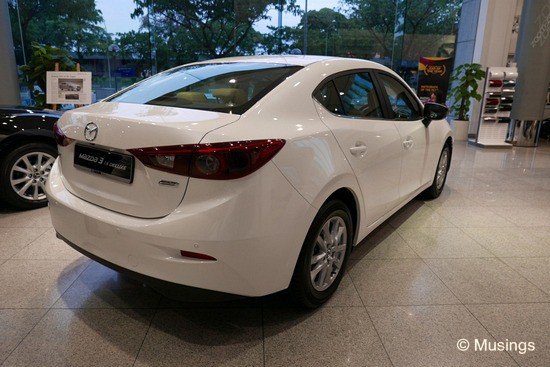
(1, 141), (550, 367)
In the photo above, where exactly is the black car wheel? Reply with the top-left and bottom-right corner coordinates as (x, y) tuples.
(290, 200), (353, 308)
(0, 143), (57, 210)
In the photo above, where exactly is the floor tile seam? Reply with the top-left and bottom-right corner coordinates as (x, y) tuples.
(365, 300), (478, 308)
(422, 249), (550, 302)
(348, 272), (396, 367)
(394, 229), (424, 260)
(0, 226), (52, 229)
(416, 256), (497, 259)
(462, 303), (522, 367)
(431, 205), (519, 226)
(261, 301), (266, 367)
(475, 175), (541, 187)
(492, 256), (550, 299)
(5, 229), (68, 260)
(393, 225), (499, 258)
(417, 255), (466, 307)
(463, 301), (550, 306)
(0, 258), (87, 263)
(8, 257), (86, 261)
(50, 259), (94, 309)
(1, 305), (51, 366)
(0, 227), (49, 261)
(131, 307), (159, 367)
(454, 226), (502, 259)
(363, 301), (469, 307)
(356, 257), (502, 263)
(482, 205), (546, 226)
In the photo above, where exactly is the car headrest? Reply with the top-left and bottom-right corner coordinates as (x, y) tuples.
(175, 92), (207, 104)
(213, 88), (247, 105)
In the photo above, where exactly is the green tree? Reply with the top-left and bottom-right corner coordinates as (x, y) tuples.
(341, 0), (461, 58)
(259, 25), (301, 55)
(131, 0), (298, 59)
(9, 0), (107, 63)
(260, 8), (357, 56)
(342, 0), (396, 57)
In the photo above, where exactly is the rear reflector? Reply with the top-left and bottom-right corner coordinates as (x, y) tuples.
(128, 139), (285, 180)
(180, 250), (217, 261)
(53, 123), (74, 147)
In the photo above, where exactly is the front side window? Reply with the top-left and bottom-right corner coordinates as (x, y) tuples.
(378, 74), (421, 120)
(314, 72), (382, 119)
(108, 63), (302, 114)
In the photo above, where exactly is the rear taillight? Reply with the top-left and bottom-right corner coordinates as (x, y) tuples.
(128, 139), (285, 180)
(53, 123), (74, 147)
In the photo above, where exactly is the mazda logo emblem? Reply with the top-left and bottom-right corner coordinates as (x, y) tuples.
(84, 122), (98, 141)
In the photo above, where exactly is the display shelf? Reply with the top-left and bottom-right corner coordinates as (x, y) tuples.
(475, 67), (517, 147)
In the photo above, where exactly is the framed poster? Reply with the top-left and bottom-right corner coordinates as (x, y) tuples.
(46, 71), (92, 105)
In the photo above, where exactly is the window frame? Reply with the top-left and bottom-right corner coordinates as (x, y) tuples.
(107, 63), (303, 115)
(371, 71), (424, 121)
(312, 69), (391, 121)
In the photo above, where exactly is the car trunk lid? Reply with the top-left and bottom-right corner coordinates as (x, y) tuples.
(56, 102), (240, 218)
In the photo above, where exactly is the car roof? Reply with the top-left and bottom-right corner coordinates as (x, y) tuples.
(190, 55), (388, 69)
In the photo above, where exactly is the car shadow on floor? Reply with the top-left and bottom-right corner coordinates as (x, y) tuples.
(47, 199), (425, 357)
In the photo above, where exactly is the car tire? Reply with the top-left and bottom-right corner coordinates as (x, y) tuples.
(422, 144), (451, 199)
(290, 200), (353, 308)
(0, 142), (57, 210)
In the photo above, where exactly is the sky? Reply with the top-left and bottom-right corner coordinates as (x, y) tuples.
(95, 0), (341, 35)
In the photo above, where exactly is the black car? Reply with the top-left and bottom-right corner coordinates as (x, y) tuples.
(0, 107), (60, 209)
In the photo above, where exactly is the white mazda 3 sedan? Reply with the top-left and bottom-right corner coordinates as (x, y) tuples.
(46, 55), (451, 307)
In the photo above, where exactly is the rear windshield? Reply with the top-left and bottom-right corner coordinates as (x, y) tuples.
(108, 62), (302, 114)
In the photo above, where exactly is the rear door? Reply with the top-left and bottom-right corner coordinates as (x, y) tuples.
(313, 71), (402, 226)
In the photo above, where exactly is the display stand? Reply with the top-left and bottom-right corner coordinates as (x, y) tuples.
(473, 67), (516, 148)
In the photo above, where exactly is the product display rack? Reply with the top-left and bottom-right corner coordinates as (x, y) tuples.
(474, 67), (517, 147)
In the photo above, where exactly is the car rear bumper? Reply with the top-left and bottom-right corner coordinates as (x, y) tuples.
(46, 159), (315, 297)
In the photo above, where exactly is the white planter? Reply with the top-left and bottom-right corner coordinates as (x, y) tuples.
(451, 119), (469, 141)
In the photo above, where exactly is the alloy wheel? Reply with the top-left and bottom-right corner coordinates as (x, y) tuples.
(309, 215), (348, 292)
(10, 152), (56, 202)
(436, 149), (449, 191)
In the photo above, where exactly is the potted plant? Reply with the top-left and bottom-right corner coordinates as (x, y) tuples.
(448, 63), (486, 140)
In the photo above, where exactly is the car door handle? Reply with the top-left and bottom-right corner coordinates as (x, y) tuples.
(349, 144), (367, 157)
(403, 139), (414, 150)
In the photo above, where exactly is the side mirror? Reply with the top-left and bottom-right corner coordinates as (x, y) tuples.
(422, 102), (449, 127)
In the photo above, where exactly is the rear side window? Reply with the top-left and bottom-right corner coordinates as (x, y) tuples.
(377, 74), (421, 120)
(108, 63), (302, 114)
(314, 72), (382, 118)
(314, 81), (344, 115)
